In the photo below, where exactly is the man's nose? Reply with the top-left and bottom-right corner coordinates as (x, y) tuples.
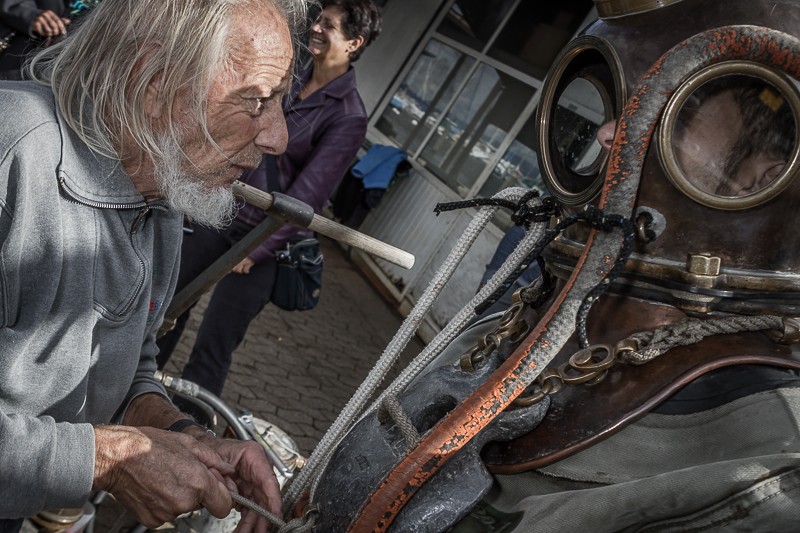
(596, 119), (617, 152)
(254, 111), (289, 156)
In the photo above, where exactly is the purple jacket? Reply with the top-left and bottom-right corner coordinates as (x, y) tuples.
(237, 66), (367, 263)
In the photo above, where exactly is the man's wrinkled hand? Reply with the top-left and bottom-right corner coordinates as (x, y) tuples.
(201, 437), (282, 533)
(93, 425), (236, 529)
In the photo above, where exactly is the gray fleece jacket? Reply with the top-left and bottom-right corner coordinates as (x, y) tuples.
(0, 81), (182, 517)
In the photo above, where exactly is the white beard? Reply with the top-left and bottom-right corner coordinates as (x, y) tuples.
(153, 134), (238, 229)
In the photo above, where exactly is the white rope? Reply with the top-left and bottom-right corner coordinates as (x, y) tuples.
(283, 187), (550, 511)
(369, 197), (546, 409)
(230, 492), (316, 532)
(621, 315), (784, 364)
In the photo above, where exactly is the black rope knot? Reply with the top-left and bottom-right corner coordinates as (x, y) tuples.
(433, 190), (557, 229)
(582, 204), (629, 232)
(511, 194), (556, 229)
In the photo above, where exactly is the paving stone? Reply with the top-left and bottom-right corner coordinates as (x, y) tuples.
(164, 236), (427, 463)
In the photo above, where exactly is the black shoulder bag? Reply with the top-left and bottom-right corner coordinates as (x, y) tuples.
(271, 237), (323, 311)
(265, 155), (324, 311)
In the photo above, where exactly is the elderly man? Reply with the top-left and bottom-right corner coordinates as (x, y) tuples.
(0, 0), (303, 531)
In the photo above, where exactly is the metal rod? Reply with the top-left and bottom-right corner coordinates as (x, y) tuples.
(233, 181), (415, 269)
(158, 182), (416, 338)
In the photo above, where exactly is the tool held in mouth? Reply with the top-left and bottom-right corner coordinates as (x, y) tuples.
(158, 180), (415, 338)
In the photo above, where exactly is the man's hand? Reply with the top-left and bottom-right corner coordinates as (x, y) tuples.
(31, 11), (70, 38)
(116, 393), (282, 530)
(195, 435), (283, 532)
(93, 425), (236, 529)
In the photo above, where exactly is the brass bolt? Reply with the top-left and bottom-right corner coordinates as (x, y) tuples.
(687, 253), (720, 276)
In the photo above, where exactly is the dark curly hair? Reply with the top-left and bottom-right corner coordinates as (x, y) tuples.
(321, 0), (382, 61)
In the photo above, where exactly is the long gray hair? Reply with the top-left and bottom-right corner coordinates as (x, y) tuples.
(28, 0), (309, 161)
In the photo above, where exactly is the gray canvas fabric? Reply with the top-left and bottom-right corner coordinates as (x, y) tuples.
(480, 387), (800, 532)
(0, 81), (182, 517)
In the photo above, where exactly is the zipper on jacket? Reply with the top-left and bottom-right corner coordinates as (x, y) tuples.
(59, 176), (149, 211)
(130, 206), (150, 235)
(58, 176), (168, 231)
(58, 175), (169, 316)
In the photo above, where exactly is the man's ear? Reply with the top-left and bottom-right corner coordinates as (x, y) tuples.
(144, 73), (164, 119)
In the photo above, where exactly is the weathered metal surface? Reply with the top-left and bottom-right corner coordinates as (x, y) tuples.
(483, 296), (800, 472)
(344, 25), (800, 532)
(313, 318), (549, 532)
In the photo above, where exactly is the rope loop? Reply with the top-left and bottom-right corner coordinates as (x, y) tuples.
(377, 395), (421, 450)
(434, 190), (557, 230)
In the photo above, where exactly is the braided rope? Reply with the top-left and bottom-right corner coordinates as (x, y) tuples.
(283, 187), (539, 510)
(230, 492), (316, 533)
(377, 395), (421, 449)
(622, 315), (784, 364)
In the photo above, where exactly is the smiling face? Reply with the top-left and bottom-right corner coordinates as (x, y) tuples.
(153, 2), (293, 227)
(307, 6), (359, 65)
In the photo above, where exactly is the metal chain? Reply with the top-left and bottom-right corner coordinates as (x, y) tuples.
(513, 344), (616, 406)
(457, 313), (789, 408)
(459, 291), (531, 372)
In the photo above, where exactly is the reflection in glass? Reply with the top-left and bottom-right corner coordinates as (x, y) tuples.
(550, 78), (607, 193)
(672, 75), (795, 197)
(489, 0), (594, 79)
(376, 40), (474, 152)
(437, 0), (517, 52)
(419, 64), (536, 196)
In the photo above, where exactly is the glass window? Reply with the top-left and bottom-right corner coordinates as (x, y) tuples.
(489, 0), (594, 79)
(437, 0), (518, 52)
(371, 0), (596, 210)
(477, 115), (546, 229)
(375, 40), (475, 152)
(552, 77), (606, 177)
(419, 65), (537, 196)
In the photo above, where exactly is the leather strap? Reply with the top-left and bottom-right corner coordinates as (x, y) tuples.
(483, 333), (800, 473)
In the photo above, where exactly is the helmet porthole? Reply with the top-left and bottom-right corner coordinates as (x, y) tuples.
(537, 35), (626, 207)
(658, 61), (800, 210)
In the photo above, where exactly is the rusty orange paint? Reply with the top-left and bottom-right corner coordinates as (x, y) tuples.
(348, 228), (603, 532)
(349, 26), (800, 533)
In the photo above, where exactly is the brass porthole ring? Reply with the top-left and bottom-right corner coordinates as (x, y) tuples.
(657, 61), (800, 210)
(536, 35), (626, 207)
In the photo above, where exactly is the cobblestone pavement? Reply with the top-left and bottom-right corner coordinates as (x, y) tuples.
(161, 235), (426, 455)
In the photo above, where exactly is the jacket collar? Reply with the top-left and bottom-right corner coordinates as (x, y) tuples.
(56, 105), (150, 208)
(288, 65), (358, 110)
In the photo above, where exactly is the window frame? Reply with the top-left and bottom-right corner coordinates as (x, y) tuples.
(367, 0), (596, 206)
